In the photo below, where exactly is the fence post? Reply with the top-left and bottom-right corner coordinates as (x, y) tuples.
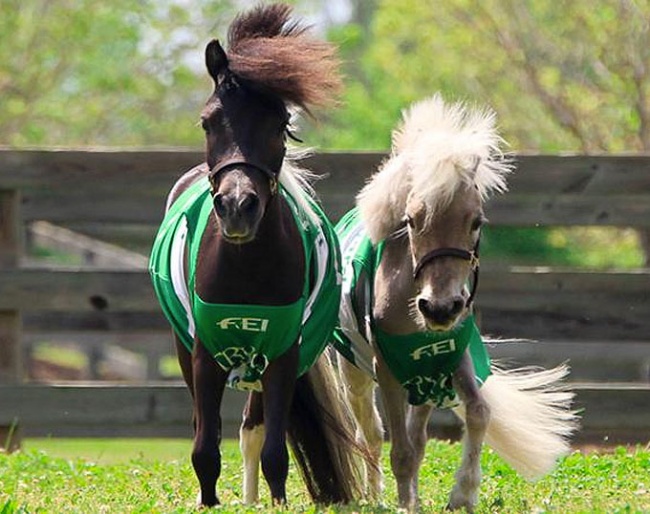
(0, 189), (23, 451)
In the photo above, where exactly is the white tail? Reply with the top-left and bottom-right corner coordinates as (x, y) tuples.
(454, 363), (579, 480)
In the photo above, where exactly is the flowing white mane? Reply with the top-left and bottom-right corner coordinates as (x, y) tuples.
(357, 94), (513, 243)
(280, 146), (322, 227)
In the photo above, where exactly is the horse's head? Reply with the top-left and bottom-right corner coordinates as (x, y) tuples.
(201, 40), (288, 244)
(357, 94), (511, 332)
(405, 156), (484, 331)
(198, 4), (341, 245)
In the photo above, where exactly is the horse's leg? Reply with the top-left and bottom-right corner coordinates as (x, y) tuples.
(240, 391), (264, 504)
(407, 402), (434, 504)
(338, 353), (384, 498)
(174, 334), (193, 391)
(260, 342), (299, 505)
(447, 351), (490, 512)
(374, 351), (419, 511)
(191, 338), (228, 507)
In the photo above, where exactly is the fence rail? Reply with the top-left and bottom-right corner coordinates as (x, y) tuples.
(1, 149), (649, 444)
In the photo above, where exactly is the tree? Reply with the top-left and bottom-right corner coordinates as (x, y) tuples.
(0, 0), (237, 147)
(309, 0), (650, 154)
(304, 0), (649, 266)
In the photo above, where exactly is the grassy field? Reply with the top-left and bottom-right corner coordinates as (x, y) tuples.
(1, 439), (649, 513)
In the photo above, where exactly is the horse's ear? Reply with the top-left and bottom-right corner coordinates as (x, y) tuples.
(205, 39), (229, 84)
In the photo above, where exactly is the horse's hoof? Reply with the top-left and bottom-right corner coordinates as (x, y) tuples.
(446, 501), (474, 513)
(196, 492), (219, 508)
(271, 498), (288, 510)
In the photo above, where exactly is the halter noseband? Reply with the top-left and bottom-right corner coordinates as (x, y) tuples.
(208, 157), (279, 196)
(412, 236), (482, 309)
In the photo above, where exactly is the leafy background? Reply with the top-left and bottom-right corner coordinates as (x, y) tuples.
(2, 0), (648, 267)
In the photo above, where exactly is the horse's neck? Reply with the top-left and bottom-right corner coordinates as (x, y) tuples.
(372, 236), (422, 334)
(195, 196), (305, 305)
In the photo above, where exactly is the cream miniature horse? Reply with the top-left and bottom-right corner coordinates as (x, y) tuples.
(334, 94), (578, 512)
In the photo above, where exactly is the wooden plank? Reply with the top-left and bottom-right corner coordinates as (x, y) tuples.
(1, 383), (648, 443)
(23, 311), (169, 332)
(484, 194), (650, 227)
(19, 187), (650, 227)
(0, 189), (21, 267)
(0, 268), (158, 311)
(4, 150), (650, 226)
(4, 150), (650, 196)
(3, 267), (650, 341)
(0, 383), (243, 438)
(0, 149), (203, 190)
(29, 221), (148, 269)
(0, 189), (22, 383)
(513, 155), (650, 195)
(486, 340), (650, 382)
(58, 222), (157, 255)
(478, 307), (650, 342)
(0, 311), (22, 383)
(573, 383), (650, 444)
(19, 305), (650, 343)
(3, 266), (648, 313)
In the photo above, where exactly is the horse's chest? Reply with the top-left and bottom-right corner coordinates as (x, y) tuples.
(373, 321), (482, 408)
(149, 179), (342, 391)
(192, 296), (305, 386)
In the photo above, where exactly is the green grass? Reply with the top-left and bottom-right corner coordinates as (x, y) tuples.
(1, 439), (649, 513)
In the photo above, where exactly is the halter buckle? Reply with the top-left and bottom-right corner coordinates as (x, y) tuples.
(469, 252), (480, 270)
(269, 176), (278, 196)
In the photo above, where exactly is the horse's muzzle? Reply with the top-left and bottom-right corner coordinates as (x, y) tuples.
(417, 296), (465, 331)
(213, 191), (263, 244)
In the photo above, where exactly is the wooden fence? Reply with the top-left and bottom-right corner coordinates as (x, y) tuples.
(1, 149), (649, 444)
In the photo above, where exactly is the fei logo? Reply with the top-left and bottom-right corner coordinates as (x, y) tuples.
(217, 317), (270, 332)
(410, 338), (456, 361)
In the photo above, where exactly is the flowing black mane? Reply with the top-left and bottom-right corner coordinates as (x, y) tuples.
(224, 3), (341, 112)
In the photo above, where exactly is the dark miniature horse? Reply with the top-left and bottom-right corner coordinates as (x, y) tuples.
(149, 4), (365, 507)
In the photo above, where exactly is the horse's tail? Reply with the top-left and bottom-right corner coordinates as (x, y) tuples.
(454, 363), (579, 480)
(287, 349), (370, 504)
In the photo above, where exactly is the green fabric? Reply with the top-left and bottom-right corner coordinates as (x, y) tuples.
(375, 315), (490, 407)
(193, 298), (305, 385)
(149, 176), (341, 390)
(333, 207), (491, 408)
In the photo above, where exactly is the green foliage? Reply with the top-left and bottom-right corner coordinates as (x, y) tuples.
(2, 1), (646, 266)
(1, 439), (649, 512)
(0, 0), (237, 147)
(304, 0), (649, 268)
(308, 0), (650, 154)
(481, 226), (644, 268)
(31, 343), (87, 371)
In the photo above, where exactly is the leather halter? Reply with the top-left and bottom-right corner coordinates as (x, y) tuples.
(412, 235), (482, 309)
(208, 157), (279, 196)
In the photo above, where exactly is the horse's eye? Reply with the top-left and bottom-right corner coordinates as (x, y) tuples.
(285, 127), (304, 143)
(471, 217), (484, 232)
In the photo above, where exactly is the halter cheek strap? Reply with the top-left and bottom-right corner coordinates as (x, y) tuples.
(209, 157), (279, 196)
(413, 236), (481, 308)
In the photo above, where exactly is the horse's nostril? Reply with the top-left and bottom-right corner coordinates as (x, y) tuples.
(214, 193), (227, 217)
(418, 297), (464, 326)
(450, 297), (465, 317)
(238, 192), (259, 214)
(417, 298), (435, 318)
